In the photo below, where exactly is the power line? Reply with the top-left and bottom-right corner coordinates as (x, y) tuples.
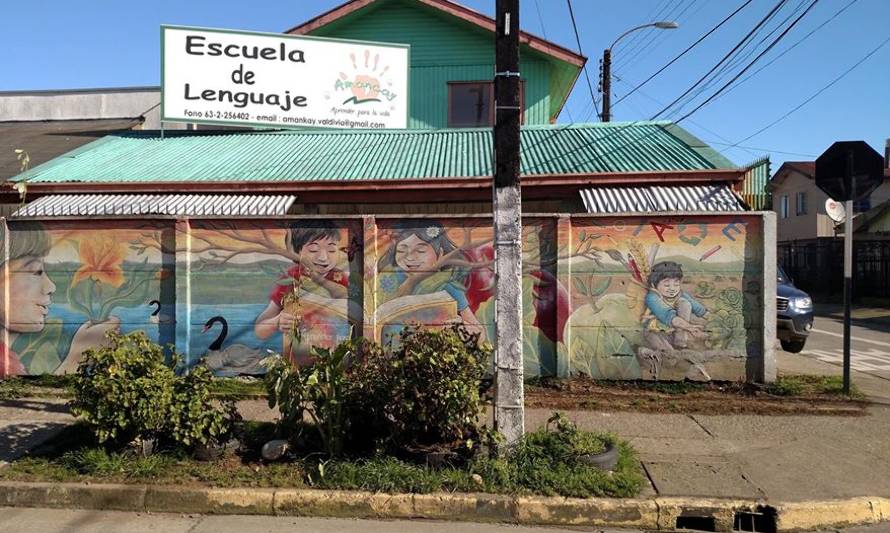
(613, 75), (760, 158)
(651, 0), (788, 120)
(533, 0), (573, 123)
(613, 0), (701, 71)
(612, 0), (754, 108)
(672, 0), (821, 123)
(720, 34), (890, 151)
(615, 0), (675, 56)
(566, 0), (601, 119)
(705, 140), (818, 157)
(713, 0), (859, 102)
(666, 0), (794, 118)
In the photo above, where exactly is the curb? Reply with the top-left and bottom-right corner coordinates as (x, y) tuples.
(0, 481), (887, 531)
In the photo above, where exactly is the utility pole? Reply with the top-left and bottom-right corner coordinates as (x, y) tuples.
(600, 49), (611, 122)
(493, 0), (524, 447)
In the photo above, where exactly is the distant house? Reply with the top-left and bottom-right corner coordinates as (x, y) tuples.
(769, 157), (890, 242)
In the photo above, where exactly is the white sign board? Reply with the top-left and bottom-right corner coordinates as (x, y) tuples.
(162, 26), (409, 129)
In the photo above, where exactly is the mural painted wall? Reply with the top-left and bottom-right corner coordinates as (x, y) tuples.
(0, 215), (766, 382)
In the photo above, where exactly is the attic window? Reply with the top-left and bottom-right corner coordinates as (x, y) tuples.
(447, 81), (525, 127)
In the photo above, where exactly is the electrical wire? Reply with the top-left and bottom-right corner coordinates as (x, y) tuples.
(720, 34), (890, 151)
(566, 0), (601, 119)
(650, 0), (788, 120)
(664, 0), (794, 118)
(712, 0), (859, 102)
(671, 0), (821, 123)
(613, 0), (700, 71)
(612, 0), (754, 108)
(533, 0), (573, 123)
(614, 0), (674, 55)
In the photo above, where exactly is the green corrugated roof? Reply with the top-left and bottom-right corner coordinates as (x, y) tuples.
(11, 121), (736, 185)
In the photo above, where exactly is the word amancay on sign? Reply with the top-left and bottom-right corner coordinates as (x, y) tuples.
(182, 34), (309, 112)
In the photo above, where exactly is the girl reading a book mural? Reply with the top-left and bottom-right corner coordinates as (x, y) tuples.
(254, 222), (349, 341)
(377, 221), (486, 340)
(0, 222), (119, 376)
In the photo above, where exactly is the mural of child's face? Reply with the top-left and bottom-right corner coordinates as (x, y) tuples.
(655, 277), (682, 299)
(395, 234), (439, 273)
(0, 257), (55, 333)
(300, 236), (340, 276)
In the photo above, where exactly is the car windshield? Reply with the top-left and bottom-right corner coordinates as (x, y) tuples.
(777, 266), (788, 284)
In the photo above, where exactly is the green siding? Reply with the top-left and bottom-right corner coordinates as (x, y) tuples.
(12, 122), (737, 185)
(309, 0), (553, 128)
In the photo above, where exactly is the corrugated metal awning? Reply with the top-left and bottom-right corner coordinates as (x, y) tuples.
(12, 194), (296, 217)
(579, 184), (746, 214)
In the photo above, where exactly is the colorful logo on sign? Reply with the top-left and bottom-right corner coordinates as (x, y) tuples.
(334, 49), (398, 105)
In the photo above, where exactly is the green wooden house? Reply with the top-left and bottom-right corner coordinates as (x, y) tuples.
(4, 0), (746, 215)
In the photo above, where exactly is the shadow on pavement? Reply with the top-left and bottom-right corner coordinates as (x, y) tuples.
(0, 398), (70, 414)
(0, 422), (67, 462)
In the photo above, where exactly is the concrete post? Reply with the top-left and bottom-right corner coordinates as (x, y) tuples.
(361, 215), (378, 342)
(555, 214), (573, 377)
(174, 218), (192, 364)
(761, 211), (778, 383)
(494, 186), (524, 446)
(1, 218), (9, 376)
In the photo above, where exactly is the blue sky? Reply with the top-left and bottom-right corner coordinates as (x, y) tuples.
(3, 0), (888, 169)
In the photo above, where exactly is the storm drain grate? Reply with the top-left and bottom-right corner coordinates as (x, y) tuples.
(733, 509), (777, 533)
(675, 515), (717, 531)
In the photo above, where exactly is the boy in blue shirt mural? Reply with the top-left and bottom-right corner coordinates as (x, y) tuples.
(642, 261), (708, 351)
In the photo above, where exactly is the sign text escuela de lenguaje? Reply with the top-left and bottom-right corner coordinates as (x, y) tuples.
(161, 26), (409, 129)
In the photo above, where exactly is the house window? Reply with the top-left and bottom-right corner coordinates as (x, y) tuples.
(780, 194), (789, 219)
(796, 191), (807, 215)
(447, 81), (524, 127)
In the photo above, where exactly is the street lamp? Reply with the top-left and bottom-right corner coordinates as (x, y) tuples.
(601, 21), (678, 122)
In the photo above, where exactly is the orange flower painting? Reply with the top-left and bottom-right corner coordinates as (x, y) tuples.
(71, 236), (125, 288)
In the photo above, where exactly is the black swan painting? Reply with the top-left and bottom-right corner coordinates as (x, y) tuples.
(202, 316), (265, 376)
(148, 300), (172, 324)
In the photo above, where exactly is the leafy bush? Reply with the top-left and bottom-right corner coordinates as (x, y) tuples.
(266, 326), (491, 456)
(264, 339), (367, 457)
(70, 331), (234, 449)
(168, 365), (237, 448)
(361, 325), (491, 450)
(506, 413), (642, 498)
(70, 332), (175, 445)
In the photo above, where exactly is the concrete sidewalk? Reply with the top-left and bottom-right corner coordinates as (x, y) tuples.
(3, 396), (889, 505)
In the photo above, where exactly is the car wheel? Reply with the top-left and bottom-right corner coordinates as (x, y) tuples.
(781, 338), (806, 353)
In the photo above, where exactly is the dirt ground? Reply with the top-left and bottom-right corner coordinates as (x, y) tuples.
(522, 377), (868, 416)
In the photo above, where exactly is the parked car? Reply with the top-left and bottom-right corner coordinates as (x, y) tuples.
(777, 266), (814, 352)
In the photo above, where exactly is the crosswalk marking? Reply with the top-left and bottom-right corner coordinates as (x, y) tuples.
(810, 328), (890, 348)
(802, 347), (890, 372)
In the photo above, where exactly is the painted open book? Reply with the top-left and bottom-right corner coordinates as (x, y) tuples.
(374, 290), (458, 343)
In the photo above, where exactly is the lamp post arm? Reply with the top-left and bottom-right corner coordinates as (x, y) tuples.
(609, 23), (660, 51)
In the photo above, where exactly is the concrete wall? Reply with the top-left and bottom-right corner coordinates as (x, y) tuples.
(0, 213), (774, 382)
(0, 87), (185, 130)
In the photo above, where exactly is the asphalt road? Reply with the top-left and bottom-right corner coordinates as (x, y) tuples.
(796, 310), (890, 381)
(1, 507), (887, 533)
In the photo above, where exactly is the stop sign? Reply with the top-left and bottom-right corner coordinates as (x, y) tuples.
(815, 141), (885, 202)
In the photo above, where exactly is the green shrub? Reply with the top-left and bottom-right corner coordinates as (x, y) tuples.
(70, 332), (176, 445)
(364, 325), (491, 449)
(168, 365), (237, 448)
(264, 339), (365, 457)
(70, 331), (234, 449)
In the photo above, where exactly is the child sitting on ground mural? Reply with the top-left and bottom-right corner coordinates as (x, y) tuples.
(254, 222), (349, 343)
(642, 261), (708, 352)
